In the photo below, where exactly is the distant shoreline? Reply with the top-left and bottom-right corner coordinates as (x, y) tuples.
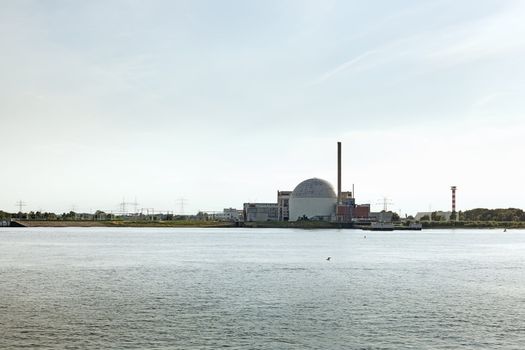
(8, 220), (348, 229)
(6, 220), (525, 229)
(9, 220), (235, 228)
(421, 221), (525, 229)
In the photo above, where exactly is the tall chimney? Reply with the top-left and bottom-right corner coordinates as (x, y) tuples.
(451, 186), (457, 213)
(337, 142), (342, 204)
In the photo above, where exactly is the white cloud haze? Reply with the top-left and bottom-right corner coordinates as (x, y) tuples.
(1, 0), (524, 215)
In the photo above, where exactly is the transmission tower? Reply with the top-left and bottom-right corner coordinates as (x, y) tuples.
(119, 197), (127, 215)
(15, 200), (27, 213)
(132, 197), (139, 214)
(117, 197), (140, 216)
(177, 198), (188, 215)
(376, 197), (393, 212)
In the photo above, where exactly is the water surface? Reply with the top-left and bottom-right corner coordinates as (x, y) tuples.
(1, 227), (524, 349)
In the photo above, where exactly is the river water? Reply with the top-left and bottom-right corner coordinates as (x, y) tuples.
(0, 227), (524, 349)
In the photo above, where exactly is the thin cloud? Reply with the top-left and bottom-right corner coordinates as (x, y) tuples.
(309, 1), (525, 87)
(425, 2), (525, 66)
(309, 50), (378, 86)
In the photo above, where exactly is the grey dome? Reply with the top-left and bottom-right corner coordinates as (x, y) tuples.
(290, 178), (336, 199)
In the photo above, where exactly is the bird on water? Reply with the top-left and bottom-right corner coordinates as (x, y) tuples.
(326, 257), (331, 261)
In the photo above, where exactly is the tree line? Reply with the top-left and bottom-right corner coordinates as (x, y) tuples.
(460, 208), (525, 222)
(0, 211), (108, 221)
(418, 208), (525, 222)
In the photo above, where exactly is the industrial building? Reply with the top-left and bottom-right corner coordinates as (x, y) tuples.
(243, 142), (372, 223)
(243, 203), (279, 222)
(289, 178), (337, 221)
(277, 191), (291, 221)
(220, 208), (243, 221)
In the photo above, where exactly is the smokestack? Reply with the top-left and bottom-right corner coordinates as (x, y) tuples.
(451, 186), (457, 213)
(337, 142), (342, 204)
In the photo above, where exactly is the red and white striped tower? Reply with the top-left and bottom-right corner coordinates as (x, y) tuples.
(451, 186), (457, 213)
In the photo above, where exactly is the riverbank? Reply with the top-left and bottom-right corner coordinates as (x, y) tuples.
(10, 220), (351, 229)
(7, 220), (525, 229)
(9, 220), (236, 228)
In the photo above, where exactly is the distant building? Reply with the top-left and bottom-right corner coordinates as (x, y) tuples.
(340, 191), (355, 205)
(243, 172), (370, 223)
(353, 204), (371, 219)
(240, 141), (378, 224)
(243, 203), (279, 222)
(334, 204), (372, 223)
(222, 208), (243, 221)
(335, 204), (352, 222)
(335, 191), (357, 223)
(289, 178), (337, 221)
(193, 209), (242, 221)
(277, 191), (292, 221)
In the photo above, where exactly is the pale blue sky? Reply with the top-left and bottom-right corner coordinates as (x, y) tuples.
(1, 0), (524, 215)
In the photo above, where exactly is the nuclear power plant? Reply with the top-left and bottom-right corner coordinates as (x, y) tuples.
(289, 178), (337, 221)
(243, 142), (371, 223)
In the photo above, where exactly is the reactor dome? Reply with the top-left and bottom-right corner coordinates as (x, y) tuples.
(289, 178), (337, 221)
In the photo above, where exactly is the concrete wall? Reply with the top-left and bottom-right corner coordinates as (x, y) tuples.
(289, 198), (336, 221)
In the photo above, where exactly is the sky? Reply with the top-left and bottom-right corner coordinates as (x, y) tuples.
(1, 0), (524, 216)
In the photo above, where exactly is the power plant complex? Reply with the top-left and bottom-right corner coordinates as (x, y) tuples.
(243, 142), (371, 223)
(5, 140), (460, 229)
